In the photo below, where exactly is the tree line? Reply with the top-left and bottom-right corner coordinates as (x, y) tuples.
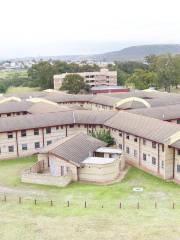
(0, 62), (100, 93)
(1, 54), (180, 93)
(108, 54), (180, 92)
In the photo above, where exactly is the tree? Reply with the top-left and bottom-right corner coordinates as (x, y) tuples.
(172, 55), (180, 88)
(126, 69), (157, 89)
(117, 69), (129, 86)
(0, 82), (7, 93)
(90, 130), (115, 146)
(154, 54), (176, 92)
(28, 61), (55, 89)
(27, 61), (100, 90)
(115, 61), (148, 74)
(60, 74), (87, 94)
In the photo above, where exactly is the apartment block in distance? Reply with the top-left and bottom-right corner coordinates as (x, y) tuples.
(53, 68), (117, 90)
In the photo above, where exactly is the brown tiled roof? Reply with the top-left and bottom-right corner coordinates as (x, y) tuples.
(0, 101), (32, 114)
(27, 102), (71, 114)
(89, 95), (120, 107)
(104, 111), (180, 144)
(5, 91), (47, 99)
(0, 111), (74, 132)
(74, 110), (116, 124)
(0, 110), (116, 132)
(46, 93), (93, 103)
(128, 104), (180, 120)
(42, 133), (106, 166)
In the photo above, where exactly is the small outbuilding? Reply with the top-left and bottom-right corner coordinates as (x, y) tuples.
(22, 133), (125, 187)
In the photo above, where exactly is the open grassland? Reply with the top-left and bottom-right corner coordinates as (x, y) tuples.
(6, 86), (40, 93)
(0, 157), (180, 239)
(0, 69), (28, 80)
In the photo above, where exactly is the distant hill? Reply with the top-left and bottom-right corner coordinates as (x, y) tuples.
(93, 44), (180, 62)
(5, 44), (180, 63)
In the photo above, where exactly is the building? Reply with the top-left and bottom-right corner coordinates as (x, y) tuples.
(2, 90), (180, 185)
(53, 69), (117, 90)
(21, 133), (124, 186)
(1, 109), (180, 183)
(91, 85), (129, 94)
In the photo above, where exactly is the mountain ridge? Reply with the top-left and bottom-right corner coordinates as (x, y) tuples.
(93, 44), (180, 62)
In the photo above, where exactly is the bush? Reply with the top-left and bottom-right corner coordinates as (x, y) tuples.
(90, 129), (115, 146)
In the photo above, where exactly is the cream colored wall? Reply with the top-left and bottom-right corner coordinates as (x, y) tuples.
(48, 154), (78, 181)
(164, 146), (174, 179)
(17, 129), (43, 156)
(44, 126), (66, 145)
(21, 171), (71, 187)
(0, 125), (90, 160)
(78, 159), (120, 182)
(174, 149), (180, 181)
(0, 121), (175, 182)
(109, 127), (167, 178)
(54, 70), (117, 90)
(0, 132), (17, 159)
(90, 103), (112, 111)
(38, 153), (49, 170)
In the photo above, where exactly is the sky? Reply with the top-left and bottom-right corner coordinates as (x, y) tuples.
(1, 0), (180, 59)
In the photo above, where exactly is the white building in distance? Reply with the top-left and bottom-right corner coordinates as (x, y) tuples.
(53, 69), (117, 90)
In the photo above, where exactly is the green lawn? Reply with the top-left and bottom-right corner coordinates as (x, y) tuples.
(0, 70), (28, 80)
(0, 157), (180, 239)
(6, 86), (40, 94)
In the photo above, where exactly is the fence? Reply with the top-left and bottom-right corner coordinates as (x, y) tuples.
(0, 192), (179, 210)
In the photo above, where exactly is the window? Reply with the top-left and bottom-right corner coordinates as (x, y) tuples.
(8, 146), (14, 152)
(34, 129), (39, 136)
(56, 126), (59, 130)
(143, 139), (146, 145)
(177, 165), (180, 173)
(119, 144), (122, 150)
(34, 142), (40, 149)
(61, 126), (63, 129)
(69, 125), (74, 128)
(21, 130), (26, 137)
(162, 145), (164, 152)
(119, 132), (122, 137)
(126, 147), (130, 154)
(152, 157), (156, 165)
(7, 113), (11, 117)
(152, 142), (156, 149)
(7, 132), (13, 139)
(143, 153), (146, 161)
(47, 140), (52, 145)
(134, 137), (138, 142)
(78, 124), (81, 128)
(22, 144), (28, 151)
(126, 134), (129, 140)
(161, 161), (164, 169)
(134, 149), (137, 157)
(177, 119), (180, 124)
(46, 127), (51, 134)
(177, 150), (180, 155)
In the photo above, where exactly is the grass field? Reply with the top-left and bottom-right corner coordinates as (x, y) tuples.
(0, 157), (180, 239)
(0, 69), (28, 80)
(6, 86), (40, 94)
